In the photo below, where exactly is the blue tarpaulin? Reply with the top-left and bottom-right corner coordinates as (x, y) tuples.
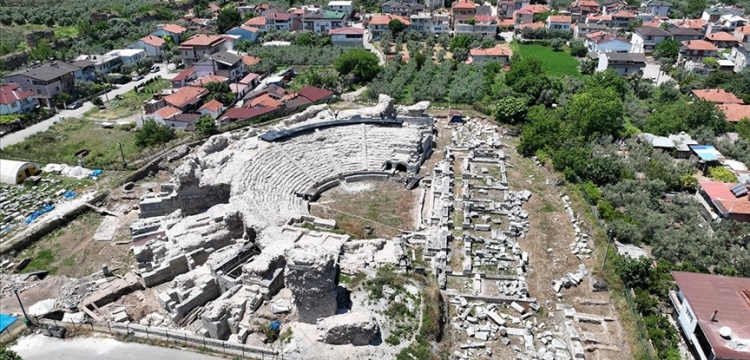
(269, 320), (281, 333)
(0, 314), (17, 332)
(63, 190), (77, 199)
(24, 205), (55, 225)
(90, 169), (102, 178)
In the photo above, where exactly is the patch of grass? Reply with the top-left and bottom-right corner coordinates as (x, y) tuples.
(340, 271), (366, 289)
(279, 328), (293, 344)
(0, 114), (21, 125)
(53, 26), (79, 39)
(23, 249), (58, 274)
(540, 200), (557, 212)
(511, 43), (581, 77)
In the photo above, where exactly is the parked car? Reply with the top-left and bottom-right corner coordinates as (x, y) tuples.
(66, 101), (82, 110)
(150, 65), (160, 73)
(131, 73), (143, 81)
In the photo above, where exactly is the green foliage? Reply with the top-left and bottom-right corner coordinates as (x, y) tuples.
(569, 39), (587, 57)
(92, 97), (104, 107)
(512, 43), (580, 77)
(388, 19), (406, 34)
(0, 344), (23, 360)
(653, 38), (679, 63)
(565, 88), (624, 139)
(135, 119), (176, 148)
(579, 181), (601, 204)
(334, 48), (382, 83)
(737, 118), (750, 141)
(204, 81), (234, 106)
(29, 39), (56, 61)
(216, 8), (242, 33)
(550, 38), (565, 51)
(494, 96), (528, 124)
(707, 166), (738, 183)
(195, 114), (217, 136)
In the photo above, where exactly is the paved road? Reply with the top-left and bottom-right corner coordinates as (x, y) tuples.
(363, 29), (386, 66)
(0, 64), (177, 150)
(642, 58), (673, 86)
(12, 334), (223, 360)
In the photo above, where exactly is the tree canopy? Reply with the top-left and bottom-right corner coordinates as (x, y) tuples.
(216, 8), (242, 33)
(136, 119), (176, 147)
(334, 49), (382, 83)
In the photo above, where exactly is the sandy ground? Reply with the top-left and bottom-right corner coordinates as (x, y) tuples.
(12, 334), (222, 360)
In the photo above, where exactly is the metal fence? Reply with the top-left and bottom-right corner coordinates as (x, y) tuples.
(37, 318), (282, 360)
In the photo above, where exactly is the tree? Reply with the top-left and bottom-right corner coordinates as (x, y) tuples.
(53, 92), (71, 107)
(495, 96), (528, 124)
(550, 38), (565, 52)
(388, 19), (406, 34)
(137, 57), (155, 72)
(579, 58), (596, 75)
(216, 8), (242, 33)
(204, 81), (235, 105)
(136, 120), (176, 147)
(0, 345), (22, 360)
(92, 97), (104, 107)
(195, 114), (218, 135)
(737, 118), (750, 141)
(708, 166), (738, 183)
(569, 39), (587, 57)
(29, 39), (55, 61)
(653, 39), (680, 63)
(566, 88), (624, 139)
(466, 18), (476, 25)
(334, 49), (382, 83)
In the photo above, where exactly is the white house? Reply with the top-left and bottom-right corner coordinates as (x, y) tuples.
(151, 24), (187, 44)
(597, 52), (647, 75)
(586, 31), (632, 53)
(128, 35), (166, 59)
(641, 0), (672, 17)
(409, 12), (451, 34)
(329, 27), (364, 46)
(546, 15), (572, 31)
(630, 26), (672, 53)
(197, 99), (225, 120)
(105, 49), (147, 65)
(0, 84), (38, 115)
(328, 0), (353, 15)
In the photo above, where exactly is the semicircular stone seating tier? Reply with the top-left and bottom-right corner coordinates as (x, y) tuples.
(225, 124), (422, 228)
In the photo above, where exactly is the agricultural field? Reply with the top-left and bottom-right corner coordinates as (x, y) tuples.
(512, 43), (581, 77)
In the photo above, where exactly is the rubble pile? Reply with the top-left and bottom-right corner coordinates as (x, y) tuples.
(316, 311), (380, 345)
(561, 195), (593, 260)
(552, 264), (588, 294)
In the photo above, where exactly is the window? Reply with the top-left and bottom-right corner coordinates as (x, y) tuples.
(37, 89), (42, 94)
(55, 86), (60, 91)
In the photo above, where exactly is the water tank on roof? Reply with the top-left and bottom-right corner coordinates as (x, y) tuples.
(720, 326), (732, 339)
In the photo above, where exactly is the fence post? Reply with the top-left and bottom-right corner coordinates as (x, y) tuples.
(146, 326), (149, 340)
(222, 341), (225, 354)
(184, 332), (188, 345)
(108, 322), (111, 334)
(166, 328), (170, 342)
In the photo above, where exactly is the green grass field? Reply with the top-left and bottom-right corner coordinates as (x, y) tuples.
(512, 43), (581, 77)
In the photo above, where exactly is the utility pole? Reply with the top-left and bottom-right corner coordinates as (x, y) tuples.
(118, 142), (127, 169)
(14, 290), (30, 325)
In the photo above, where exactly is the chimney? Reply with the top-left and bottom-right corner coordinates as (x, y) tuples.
(711, 309), (718, 322)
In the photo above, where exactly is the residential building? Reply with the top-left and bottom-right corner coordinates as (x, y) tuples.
(284, 94), (312, 110)
(171, 68), (198, 89)
(163, 113), (201, 131)
(179, 35), (227, 67)
(469, 45), (512, 64)
(328, 1), (353, 15)
(128, 35), (167, 59)
(455, 14), (497, 37)
(586, 14), (613, 28)
(73, 54), (122, 75)
(192, 51), (244, 81)
(298, 85), (334, 103)
(264, 11), (293, 30)
(105, 49), (146, 65)
(631, 26), (672, 53)
(302, 9), (347, 33)
(668, 27), (704, 42)
(189, 74), (229, 88)
(669, 18), (708, 32)
(498, 0), (530, 19)
(670, 271), (750, 359)
(219, 106), (279, 123)
(68, 59), (97, 81)
(452, 0), (477, 28)
(515, 5), (550, 26)
(641, 0), (671, 17)
(329, 27), (364, 46)
(546, 15), (572, 31)
(718, 103), (750, 123)
(568, 0), (600, 22)
(610, 10), (638, 28)
(288, 7), (305, 30)
(701, 5), (745, 22)
(706, 31), (741, 48)
(574, 23), (608, 38)
(382, 1), (425, 16)
(239, 73), (260, 88)
(679, 40), (720, 62)
(0, 84), (38, 115)
(368, 14), (410, 37)
(586, 31), (632, 53)
(691, 89), (744, 104)
(148, 105), (182, 122)
(163, 86), (208, 111)
(713, 14), (748, 32)
(735, 25), (750, 42)
(730, 43), (748, 73)
(244, 16), (269, 32)
(410, 12), (451, 34)
(226, 26), (261, 43)
(2, 61), (78, 107)
(151, 24), (187, 44)
(198, 99), (225, 120)
(597, 52), (647, 75)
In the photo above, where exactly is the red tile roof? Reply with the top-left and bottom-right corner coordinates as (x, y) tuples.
(161, 24), (187, 34)
(700, 180), (750, 216)
(517, 5), (549, 14)
(573, 0), (600, 7)
(172, 67), (197, 82)
(298, 85), (334, 103)
(369, 14), (410, 26)
(738, 25), (750, 35)
(244, 16), (267, 26)
(164, 87), (208, 108)
(586, 30), (629, 44)
(548, 15), (571, 23)
(221, 106), (280, 121)
(329, 27), (365, 35)
(610, 10), (636, 18)
(240, 73), (260, 85)
(190, 74), (228, 87)
(452, 0), (476, 10)
(586, 14), (612, 21)
(675, 18), (706, 29)
(243, 55), (261, 66)
(682, 39), (719, 51)
(0, 84), (35, 105)
(718, 103), (750, 122)
(692, 89), (744, 104)
(248, 93), (282, 108)
(179, 35), (226, 47)
(470, 45), (512, 57)
(153, 106), (183, 119)
(706, 31), (740, 42)
(199, 99), (224, 112)
(140, 35), (165, 47)
(671, 271), (750, 360)
(266, 12), (290, 21)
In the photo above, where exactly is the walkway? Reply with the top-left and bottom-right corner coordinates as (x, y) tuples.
(363, 29), (386, 66)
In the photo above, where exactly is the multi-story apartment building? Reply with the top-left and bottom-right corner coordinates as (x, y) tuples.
(179, 35), (228, 67)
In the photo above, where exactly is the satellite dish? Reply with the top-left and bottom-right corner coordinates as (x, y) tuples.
(720, 326), (732, 339)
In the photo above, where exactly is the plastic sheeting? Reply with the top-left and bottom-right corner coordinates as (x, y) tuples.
(24, 205), (55, 224)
